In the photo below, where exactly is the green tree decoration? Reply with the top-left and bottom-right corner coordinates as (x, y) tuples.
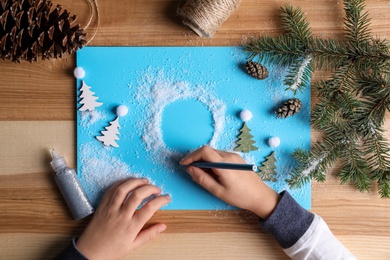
(234, 122), (258, 153)
(257, 152), (277, 182)
(245, 0), (390, 197)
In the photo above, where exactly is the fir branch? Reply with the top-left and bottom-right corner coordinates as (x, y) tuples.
(339, 140), (371, 192)
(286, 149), (312, 188)
(328, 63), (357, 93)
(284, 55), (313, 93)
(246, 35), (304, 66)
(311, 96), (335, 130)
(371, 169), (390, 198)
(245, 1), (390, 197)
(361, 94), (389, 126)
(311, 65), (361, 128)
(288, 139), (341, 188)
(336, 92), (361, 118)
(362, 125), (390, 171)
(369, 39), (390, 71)
(339, 163), (371, 192)
(344, 0), (372, 45)
(356, 73), (388, 96)
(309, 38), (350, 70)
(280, 4), (312, 45)
(352, 40), (390, 71)
(355, 77), (390, 129)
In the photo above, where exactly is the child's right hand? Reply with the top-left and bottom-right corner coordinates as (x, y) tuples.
(180, 146), (280, 219)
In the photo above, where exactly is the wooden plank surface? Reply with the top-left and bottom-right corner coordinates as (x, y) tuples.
(1, 0), (390, 259)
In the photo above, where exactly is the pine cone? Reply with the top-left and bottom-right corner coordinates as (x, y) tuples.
(245, 61), (268, 80)
(0, 0), (86, 62)
(275, 98), (302, 118)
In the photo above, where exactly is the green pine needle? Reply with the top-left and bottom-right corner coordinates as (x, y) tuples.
(344, 0), (372, 45)
(280, 4), (312, 45)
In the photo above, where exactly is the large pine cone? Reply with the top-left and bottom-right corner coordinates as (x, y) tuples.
(275, 98), (302, 118)
(245, 60), (268, 80)
(0, 0), (86, 62)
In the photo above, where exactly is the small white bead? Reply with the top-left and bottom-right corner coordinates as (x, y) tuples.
(268, 137), (281, 148)
(116, 105), (129, 117)
(240, 109), (253, 122)
(73, 67), (85, 79)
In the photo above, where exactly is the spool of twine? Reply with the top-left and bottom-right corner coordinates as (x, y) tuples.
(177, 0), (242, 38)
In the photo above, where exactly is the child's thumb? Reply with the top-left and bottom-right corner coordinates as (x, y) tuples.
(132, 224), (166, 249)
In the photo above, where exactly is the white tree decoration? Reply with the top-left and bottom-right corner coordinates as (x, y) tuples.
(96, 117), (120, 147)
(96, 105), (129, 148)
(79, 80), (103, 111)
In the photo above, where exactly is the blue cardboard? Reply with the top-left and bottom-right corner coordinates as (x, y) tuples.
(76, 46), (311, 210)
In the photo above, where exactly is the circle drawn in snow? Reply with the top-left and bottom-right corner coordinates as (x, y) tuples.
(161, 99), (214, 153)
(135, 71), (226, 162)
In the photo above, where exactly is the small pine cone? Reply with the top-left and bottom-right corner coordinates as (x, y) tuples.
(275, 98), (302, 119)
(245, 61), (268, 80)
(0, 0), (86, 62)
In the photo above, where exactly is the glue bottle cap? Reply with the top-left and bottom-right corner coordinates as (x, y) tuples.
(50, 149), (67, 172)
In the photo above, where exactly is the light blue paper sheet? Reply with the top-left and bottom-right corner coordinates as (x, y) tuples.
(76, 46), (311, 210)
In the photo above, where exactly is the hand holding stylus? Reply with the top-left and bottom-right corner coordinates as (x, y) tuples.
(180, 146), (280, 219)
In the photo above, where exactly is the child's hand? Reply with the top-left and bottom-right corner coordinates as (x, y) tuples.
(76, 178), (171, 260)
(180, 146), (280, 219)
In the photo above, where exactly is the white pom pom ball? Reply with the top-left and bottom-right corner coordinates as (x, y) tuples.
(116, 105), (129, 117)
(74, 67), (85, 79)
(268, 136), (280, 148)
(240, 109), (253, 122)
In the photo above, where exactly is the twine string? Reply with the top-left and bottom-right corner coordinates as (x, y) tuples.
(177, 0), (242, 37)
(83, 0), (100, 45)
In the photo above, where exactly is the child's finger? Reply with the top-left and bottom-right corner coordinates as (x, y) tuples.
(133, 195), (171, 225)
(180, 146), (223, 165)
(121, 185), (162, 215)
(186, 166), (224, 197)
(110, 178), (150, 208)
(99, 179), (128, 207)
(131, 223), (167, 250)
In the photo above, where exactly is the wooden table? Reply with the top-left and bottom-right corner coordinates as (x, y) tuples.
(1, 0), (390, 259)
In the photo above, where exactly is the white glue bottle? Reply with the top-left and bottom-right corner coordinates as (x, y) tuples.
(50, 149), (94, 220)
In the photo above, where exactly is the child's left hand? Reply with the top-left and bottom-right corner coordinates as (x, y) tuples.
(75, 178), (171, 260)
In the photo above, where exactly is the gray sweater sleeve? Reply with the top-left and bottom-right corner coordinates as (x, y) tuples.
(259, 191), (355, 259)
(259, 191), (315, 249)
(54, 238), (89, 260)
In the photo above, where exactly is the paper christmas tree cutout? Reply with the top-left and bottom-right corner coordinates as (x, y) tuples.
(79, 80), (103, 111)
(234, 122), (258, 153)
(96, 117), (120, 147)
(257, 152), (277, 182)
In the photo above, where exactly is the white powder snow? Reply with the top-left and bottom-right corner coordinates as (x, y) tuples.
(79, 141), (170, 207)
(79, 142), (141, 206)
(80, 110), (107, 127)
(290, 55), (311, 91)
(301, 156), (323, 177)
